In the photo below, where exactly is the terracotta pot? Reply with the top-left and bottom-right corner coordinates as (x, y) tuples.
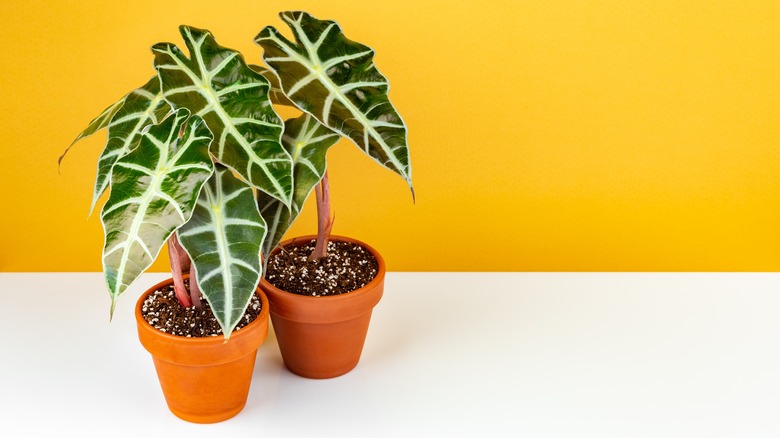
(135, 277), (270, 423)
(260, 235), (385, 379)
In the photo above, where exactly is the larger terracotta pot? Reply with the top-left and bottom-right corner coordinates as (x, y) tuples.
(135, 277), (270, 423)
(260, 235), (385, 379)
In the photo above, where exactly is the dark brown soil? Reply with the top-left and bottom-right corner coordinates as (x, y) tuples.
(265, 239), (379, 296)
(141, 280), (262, 337)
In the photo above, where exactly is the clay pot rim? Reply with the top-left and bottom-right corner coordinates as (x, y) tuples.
(259, 234), (386, 301)
(134, 275), (270, 345)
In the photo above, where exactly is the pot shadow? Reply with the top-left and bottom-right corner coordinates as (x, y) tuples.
(257, 365), (390, 434)
(244, 323), (284, 413)
(361, 282), (465, 365)
(244, 278), (469, 419)
(245, 325), (388, 433)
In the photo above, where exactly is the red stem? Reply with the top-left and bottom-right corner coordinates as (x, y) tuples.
(167, 234), (192, 308)
(309, 171), (333, 260)
(189, 262), (202, 310)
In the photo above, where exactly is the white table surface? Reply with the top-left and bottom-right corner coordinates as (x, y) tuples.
(1, 272), (779, 437)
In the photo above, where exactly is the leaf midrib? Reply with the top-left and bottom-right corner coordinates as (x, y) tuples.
(159, 43), (288, 203)
(210, 180), (234, 326)
(110, 120), (194, 297)
(263, 28), (407, 176)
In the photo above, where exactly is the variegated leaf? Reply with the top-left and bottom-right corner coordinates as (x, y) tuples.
(152, 26), (293, 206)
(250, 64), (295, 106)
(59, 97), (125, 170)
(91, 77), (170, 214)
(257, 114), (339, 259)
(255, 11), (413, 192)
(177, 164), (266, 338)
(101, 108), (214, 314)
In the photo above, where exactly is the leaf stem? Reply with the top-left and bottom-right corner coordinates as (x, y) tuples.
(309, 170), (333, 260)
(167, 234), (192, 308)
(189, 262), (202, 310)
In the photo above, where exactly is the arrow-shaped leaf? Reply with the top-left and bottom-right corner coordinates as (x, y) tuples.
(59, 97), (125, 170)
(101, 108), (214, 314)
(255, 11), (413, 192)
(177, 164), (267, 338)
(91, 77), (170, 214)
(257, 114), (339, 259)
(60, 78), (172, 215)
(152, 25), (293, 206)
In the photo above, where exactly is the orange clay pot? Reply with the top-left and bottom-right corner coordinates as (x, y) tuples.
(135, 277), (269, 423)
(259, 235), (385, 379)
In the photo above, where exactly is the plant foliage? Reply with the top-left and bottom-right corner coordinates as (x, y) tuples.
(64, 11), (412, 338)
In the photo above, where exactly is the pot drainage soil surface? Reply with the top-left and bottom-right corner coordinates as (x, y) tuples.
(141, 280), (262, 337)
(265, 239), (378, 296)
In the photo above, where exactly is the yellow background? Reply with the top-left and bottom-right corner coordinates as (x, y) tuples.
(1, 0), (780, 272)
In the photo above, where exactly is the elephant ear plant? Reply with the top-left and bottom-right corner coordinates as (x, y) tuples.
(255, 11), (413, 262)
(60, 11), (412, 340)
(61, 26), (290, 339)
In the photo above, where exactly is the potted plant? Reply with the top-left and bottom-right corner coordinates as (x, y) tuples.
(63, 11), (411, 419)
(252, 11), (413, 378)
(60, 24), (290, 422)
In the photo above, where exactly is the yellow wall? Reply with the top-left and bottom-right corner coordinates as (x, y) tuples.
(2, 0), (780, 271)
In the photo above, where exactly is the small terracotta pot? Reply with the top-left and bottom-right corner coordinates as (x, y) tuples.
(259, 235), (385, 379)
(135, 277), (270, 423)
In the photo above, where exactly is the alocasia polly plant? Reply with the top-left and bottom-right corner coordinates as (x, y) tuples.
(61, 10), (411, 340)
(62, 25), (287, 339)
(255, 11), (413, 259)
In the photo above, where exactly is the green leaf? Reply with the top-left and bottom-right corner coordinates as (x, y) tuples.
(178, 164), (267, 338)
(101, 108), (214, 315)
(59, 97), (125, 171)
(255, 11), (413, 192)
(250, 64), (295, 106)
(90, 77), (170, 215)
(257, 114), (339, 259)
(152, 25), (293, 206)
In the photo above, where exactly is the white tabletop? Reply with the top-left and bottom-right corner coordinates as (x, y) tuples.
(1, 272), (779, 437)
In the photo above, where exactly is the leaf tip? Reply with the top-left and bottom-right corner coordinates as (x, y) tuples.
(88, 193), (101, 218)
(109, 299), (117, 322)
(57, 138), (80, 174)
(283, 10), (309, 21)
(150, 42), (169, 54)
(254, 25), (277, 43)
(178, 24), (195, 40)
